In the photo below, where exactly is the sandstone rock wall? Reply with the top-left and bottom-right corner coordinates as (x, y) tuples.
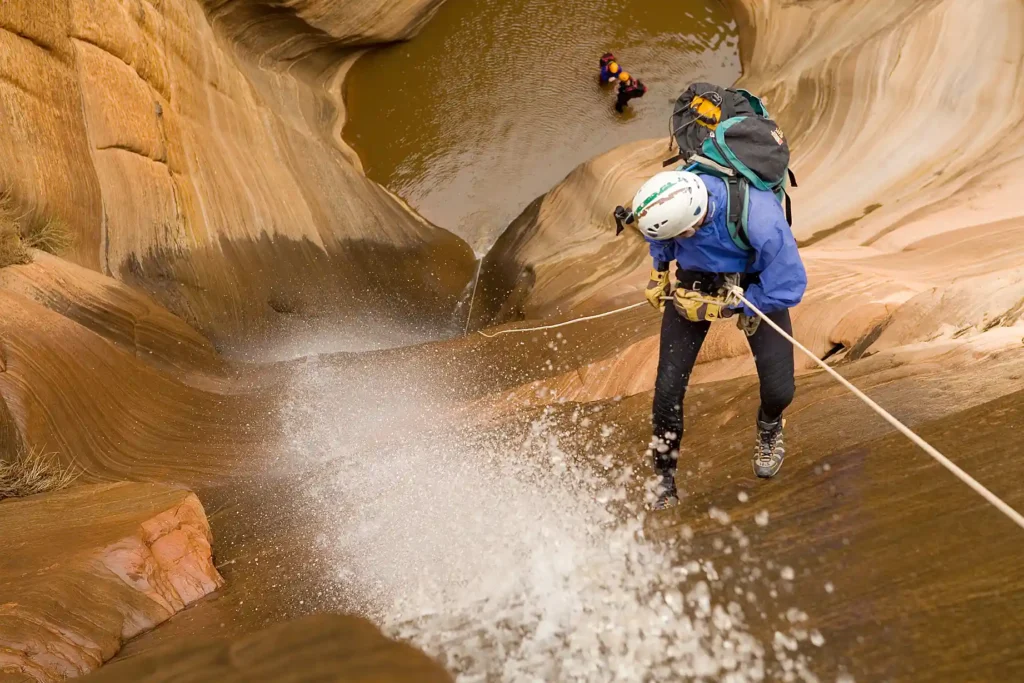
(0, 0), (474, 350)
(0, 262), (265, 482)
(470, 140), (668, 329)
(0, 252), (224, 378)
(731, 0), (1024, 248)
(201, 0), (448, 50)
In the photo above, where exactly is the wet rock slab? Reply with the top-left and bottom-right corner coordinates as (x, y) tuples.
(81, 613), (452, 683)
(0, 483), (223, 682)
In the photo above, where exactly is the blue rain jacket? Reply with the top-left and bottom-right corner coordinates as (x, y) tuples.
(646, 175), (806, 316)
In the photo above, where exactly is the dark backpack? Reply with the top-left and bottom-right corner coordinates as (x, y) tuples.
(666, 83), (756, 159)
(664, 85), (797, 250)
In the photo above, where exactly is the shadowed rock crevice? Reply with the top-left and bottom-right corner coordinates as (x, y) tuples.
(467, 194), (544, 330)
(96, 144), (169, 165)
(0, 24), (54, 54)
(121, 234), (475, 353)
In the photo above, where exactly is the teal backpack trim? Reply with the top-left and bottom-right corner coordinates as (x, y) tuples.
(687, 166), (754, 252)
(734, 88), (770, 117)
(705, 119), (778, 192)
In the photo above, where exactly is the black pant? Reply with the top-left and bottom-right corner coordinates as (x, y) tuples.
(615, 89), (643, 112)
(651, 304), (795, 473)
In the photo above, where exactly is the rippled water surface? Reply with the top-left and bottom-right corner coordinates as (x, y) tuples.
(344, 0), (740, 251)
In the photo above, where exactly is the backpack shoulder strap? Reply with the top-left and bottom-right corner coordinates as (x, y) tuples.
(725, 177), (753, 251)
(662, 152), (685, 167)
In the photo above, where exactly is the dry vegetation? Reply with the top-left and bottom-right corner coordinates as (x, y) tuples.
(0, 447), (80, 501)
(0, 191), (73, 268)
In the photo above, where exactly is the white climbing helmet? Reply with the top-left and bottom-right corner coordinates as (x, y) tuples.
(631, 171), (709, 240)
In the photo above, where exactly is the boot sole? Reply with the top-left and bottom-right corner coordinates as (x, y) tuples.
(752, 459), (784, 479)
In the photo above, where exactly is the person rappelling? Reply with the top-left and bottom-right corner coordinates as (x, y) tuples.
(615, 84), (804, 510)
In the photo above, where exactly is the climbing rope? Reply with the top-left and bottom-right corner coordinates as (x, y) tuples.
(476, 287), (1024, 530)
(476, 301), (650, 338)
(725, 286), (1024, 531)
(474, 292), (732, 339)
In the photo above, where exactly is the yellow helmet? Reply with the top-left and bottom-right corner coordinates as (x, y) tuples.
(609, 62), (620, 74)
(619, 71), (631, 82)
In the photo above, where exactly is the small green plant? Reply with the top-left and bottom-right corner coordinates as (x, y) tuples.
(0, 447), (81, 501)
(0, 190), (74, 268)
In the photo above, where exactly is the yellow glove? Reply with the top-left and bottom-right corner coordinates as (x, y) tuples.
(672, 288), (729, 322)
(645, 269), (670, 311)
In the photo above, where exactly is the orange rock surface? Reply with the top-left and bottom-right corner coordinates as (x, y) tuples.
(0, 1), (468, 678)
(0, 483), (222, 682)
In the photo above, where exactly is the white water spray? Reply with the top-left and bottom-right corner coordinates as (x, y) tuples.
(280, 355), (830, 682)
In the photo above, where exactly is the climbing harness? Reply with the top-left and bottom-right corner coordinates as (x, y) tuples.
(672, 273), (740, 322)
(476, 287), (1024, 530)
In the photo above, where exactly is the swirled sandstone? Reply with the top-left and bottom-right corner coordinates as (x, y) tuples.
(0, 0), (473, 349)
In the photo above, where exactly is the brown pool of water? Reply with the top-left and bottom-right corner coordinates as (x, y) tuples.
(344, 0), (740, 252)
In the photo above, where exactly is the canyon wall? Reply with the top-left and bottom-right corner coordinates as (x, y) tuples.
(0, 2), (463, 679)
(0, 0), (473, 350)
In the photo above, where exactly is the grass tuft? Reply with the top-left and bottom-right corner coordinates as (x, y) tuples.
(0, 190), (74, 268)
(0, 447), (81, 501)
(21, 215), (74, 254)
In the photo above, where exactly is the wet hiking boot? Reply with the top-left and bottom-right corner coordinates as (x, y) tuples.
(649, 471), (679, 510)
(753, 415), (786, 479)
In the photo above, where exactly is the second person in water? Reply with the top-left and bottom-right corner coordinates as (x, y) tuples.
(598, 53), (647, 113)
(615, 73), (647, 113)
